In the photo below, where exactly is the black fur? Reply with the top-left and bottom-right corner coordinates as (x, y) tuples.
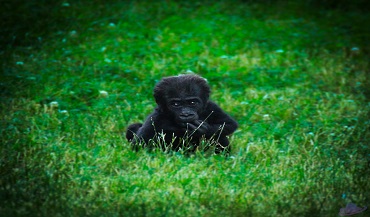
(126, 74), (238, 153)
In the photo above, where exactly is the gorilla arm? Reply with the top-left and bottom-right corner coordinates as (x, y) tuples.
(132, 108), (185, 145)
(186, 101), (238, 139)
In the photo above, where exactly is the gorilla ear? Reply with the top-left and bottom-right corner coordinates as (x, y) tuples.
(153, 79), (168, 109)
(193, 75), (210, 103)
(153, 89), (164, 108)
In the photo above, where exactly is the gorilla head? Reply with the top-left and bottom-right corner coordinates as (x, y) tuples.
(153, 74), (210, 124)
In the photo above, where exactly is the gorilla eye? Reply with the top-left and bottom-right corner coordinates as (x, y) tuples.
(188, 100), (199, 106)
(170, 101), (181, 107)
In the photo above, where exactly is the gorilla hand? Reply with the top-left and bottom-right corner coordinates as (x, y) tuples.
(186, 120), (210, 136)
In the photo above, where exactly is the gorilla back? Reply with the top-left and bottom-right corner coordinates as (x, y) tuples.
(126, 74), (238, 153)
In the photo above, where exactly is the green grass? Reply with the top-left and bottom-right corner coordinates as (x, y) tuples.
(1, 0), (369, 216)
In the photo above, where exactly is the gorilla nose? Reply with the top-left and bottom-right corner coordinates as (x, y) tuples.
(180, 113), (194, 118)
(179, 114), (195, 121)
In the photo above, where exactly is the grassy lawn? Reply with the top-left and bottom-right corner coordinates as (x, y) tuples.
(1, 0), (369, 216)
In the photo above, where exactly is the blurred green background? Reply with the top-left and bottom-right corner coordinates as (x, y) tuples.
(1, 0), (369, 216)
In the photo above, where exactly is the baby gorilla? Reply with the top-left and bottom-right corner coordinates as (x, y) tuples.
(126, 74), (238, 153)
